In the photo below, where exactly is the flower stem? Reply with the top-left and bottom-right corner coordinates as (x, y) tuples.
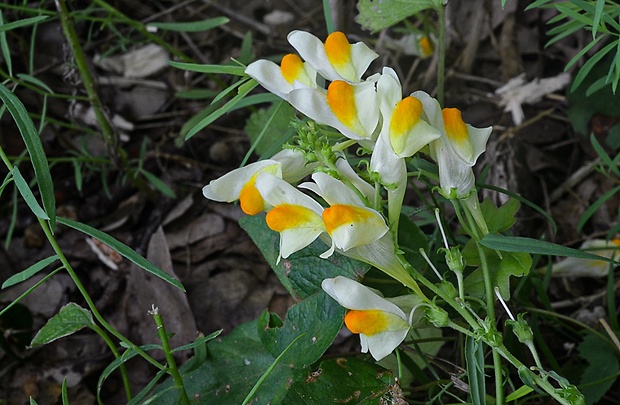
(150, 306), (190, 404)
(436, 3), (446, 107)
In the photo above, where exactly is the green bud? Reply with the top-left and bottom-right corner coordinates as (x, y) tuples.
(506, 313), (534, 344)
(556, 385), (585, 405)
(437, 280), (458, 299)
(424, 304), (450, 328)
(439, 246), (465, 273)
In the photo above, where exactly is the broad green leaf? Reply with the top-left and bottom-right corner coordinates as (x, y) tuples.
(244, 101), (296, 158)
(0, 83), (56, 229)
(12, 166), (49, 220)
(578, 332), (620, 404)
(356, 0), (442, 32)
(57, 217), (185, 291)
(258, 292), (344, 366)
(239, 214), (368, 299)
(463, 247), (531, 299)
(397, 213), (429, 271)
(283, 357), (395, 404)
(2, 255), (59, 289)
(168, 60), (246, 76)
(30, 303), (94, 346)
(480, 197), (520, 234)
(480, 234), (617, 264)
(147, 17), (229, 32)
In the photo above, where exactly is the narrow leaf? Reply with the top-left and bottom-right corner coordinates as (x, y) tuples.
(185, 80), (258, 140)
(168, 61), (246, 76)
(30, 303), (94, 346)
(12, 166), (49, 220)
(140, 169), (176, 198)
(57, 217), (185, 291)
(0, 15), (49, 32)
(148, 17), (229, 32)
(480, 234), (617, 263)
(0, 83), (56, 229)
(592, 0), (605, 38)
(2, 254), (59, 289)
(577, 185), (620, 232)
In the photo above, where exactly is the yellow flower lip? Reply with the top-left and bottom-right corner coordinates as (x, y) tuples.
(442, 107), (474, 161)
(266, 203), (318, 232)
(239, 176), (264, 215)
(324, 31), (351, 69)
(389, 96), (423, 154)
(327, 80), (358, 129)
(280, 54), (304, 84)
(322, 204), (374, 235)
(345, 309), (388, 335)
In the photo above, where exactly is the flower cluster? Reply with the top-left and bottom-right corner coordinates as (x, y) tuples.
(203, 30), (493, 360)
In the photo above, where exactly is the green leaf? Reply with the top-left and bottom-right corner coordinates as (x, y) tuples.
(185, 80), (258, 140)
(16, 73), (54, 94)
(571, 41), (616, 92)
(505, 385), (535, 402)
(57, 217), (185, 291)
(465, 336), (486, 405)
(0, 10), (12, 77)
(0, 15), (49, 32)
(592, 0), (606, 39)
(140, 169), (176, 198)
(0, 83), (56, 229)
(463, 248), (531, 299)
(577, 185), (620, 232)
(147, 17), (229, 32)
(1, 255), (59, 289)
(397, 213), (429, 270)
(244, 101), (296, 158)
(283, 357), (396, 404)
(152, 293), (342, 405)
(30, 303), (94, 346)
(12, 166), (49, 220)
(578, 332), (620, 404)
(168, 60), (246, 76)
(257, 292), (344, 366)
(480, 234), (617, 264)
(480, 197), (520, 234)
(356, 0), (442, 32)
(239, 214), (368, 299)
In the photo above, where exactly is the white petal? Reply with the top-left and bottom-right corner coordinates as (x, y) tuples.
(288, 30), (341, 81)
(335, 158), (376, 202)
(245, 60), (294, 99)
(202, 160), (281, 202)
(271, 149), (318, 183)
(467, 124), (493, 165)
(321, 276), (406, 318)
(255, 172), (323, 214)
(305, 172), (365, 206)
(364, 328), (409, 360)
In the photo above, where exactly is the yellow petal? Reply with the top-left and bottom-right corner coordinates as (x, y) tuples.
(389, 96), (423, 154)
(266, 204), (319, 232)
(345, 310), (387, 335)
(280, 54), (304, 84)
(327, 81), (358, 129)
(239, 174), (264, 215)
(419, 36), (434, 58)
(322, 204), (374, 235)
(442, 108), (473, 160)
(324, 31), (351, 70)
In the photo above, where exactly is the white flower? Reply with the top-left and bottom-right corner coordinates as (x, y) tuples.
(202, 160), (281, 215)
(288, 30), (378, 83)
(322, 276), (410, 361)
(300, 172), (388, 258)
(255, 173), (325, 263)
(245, 53), (318, 100)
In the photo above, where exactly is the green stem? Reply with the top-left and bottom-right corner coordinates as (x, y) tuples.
(436, 3), (446, 107)
(54, 0), (117, 155)
(475, 243), (504, 404)
(150, 306), (190, 404)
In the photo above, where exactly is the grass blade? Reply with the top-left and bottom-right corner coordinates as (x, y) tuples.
(2, 254), (59, 289)
(57, 217), (185, 291)
(0, 83), (56, 230)
(147, 17), (229, 32)
(12, 166), (49, 220)
(168, 61), (246, 76)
